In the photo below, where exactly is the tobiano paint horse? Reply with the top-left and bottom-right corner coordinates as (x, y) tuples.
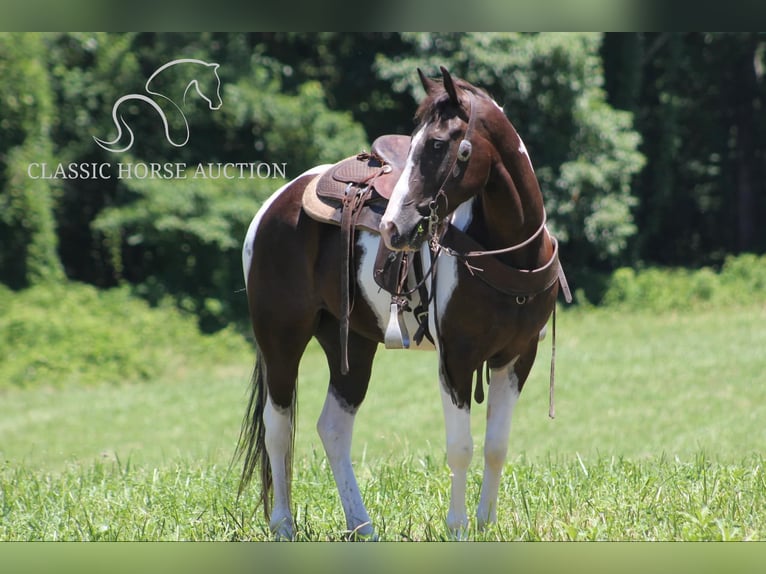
(237, 67), (570, 540)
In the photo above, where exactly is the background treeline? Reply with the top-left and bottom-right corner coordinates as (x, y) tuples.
(1, 32), (764, 332)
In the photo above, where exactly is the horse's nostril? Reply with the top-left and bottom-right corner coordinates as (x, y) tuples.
(380, 220), (399, 247)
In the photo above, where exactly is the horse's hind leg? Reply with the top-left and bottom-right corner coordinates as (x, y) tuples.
(263, 388), (295, 538)
(315, 315), (378, 539)
(256, 315), (316, 540)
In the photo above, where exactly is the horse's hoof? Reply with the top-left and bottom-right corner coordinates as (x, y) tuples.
(448, 528), (470, 541)
(346, 522), (378, 541)
(270, 517), (295, 541)
(447, 520), (471, 541)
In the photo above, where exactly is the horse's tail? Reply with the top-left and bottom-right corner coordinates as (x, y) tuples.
(236, 346), (296, 521)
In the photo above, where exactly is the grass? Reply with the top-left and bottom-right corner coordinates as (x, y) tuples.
(2, 452), (765, 541)
(1, 292), (766, 540)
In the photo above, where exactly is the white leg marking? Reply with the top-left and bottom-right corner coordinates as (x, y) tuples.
(317, 389), (374, 538)
(440, 383), (473, 535)
(380, 127), (425, 229)
(242, 164), (331, 288)
(477, 358), (520, 528)
(264, 394), (295, 539)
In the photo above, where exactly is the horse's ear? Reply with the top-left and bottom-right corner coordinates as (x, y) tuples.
(418, 68), (438, 95)
(440, 66), (460, 105)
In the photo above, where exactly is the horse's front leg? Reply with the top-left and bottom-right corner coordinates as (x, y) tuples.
(439, 380), (473, 536)
(476, 359), (521, 528)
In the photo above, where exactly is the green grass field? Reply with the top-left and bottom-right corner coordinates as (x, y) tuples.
(2, 299), (766, 540)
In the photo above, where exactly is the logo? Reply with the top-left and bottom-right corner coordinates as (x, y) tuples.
(26, 57), (287, 181)
(93, 58), (222, 153)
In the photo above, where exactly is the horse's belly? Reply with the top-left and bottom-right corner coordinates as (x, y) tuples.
(356, 231), (435, 352)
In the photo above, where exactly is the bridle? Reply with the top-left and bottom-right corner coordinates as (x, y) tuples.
(426, 90), (480, 239)
(425, 90), (549, 262)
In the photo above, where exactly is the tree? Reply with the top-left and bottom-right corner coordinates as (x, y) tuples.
(0, 33), (64, 288)
(603, 33), (766, 266)
(376, 33), (645, 269)
(85, 35), (368, 331)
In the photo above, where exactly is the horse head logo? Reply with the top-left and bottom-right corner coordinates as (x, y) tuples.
(94, 58), (222, 153)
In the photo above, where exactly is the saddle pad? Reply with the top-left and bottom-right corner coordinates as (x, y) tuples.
(301, 173), (385, 234)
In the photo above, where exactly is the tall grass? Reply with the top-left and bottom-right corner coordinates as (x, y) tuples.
(2, 452), (764, 541)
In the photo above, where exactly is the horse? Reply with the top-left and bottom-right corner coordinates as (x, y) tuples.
(237, 67), (570, 540)
(94, 58), (222, 153)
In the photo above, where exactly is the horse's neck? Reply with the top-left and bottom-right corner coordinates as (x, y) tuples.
(476, 117), (548, 268)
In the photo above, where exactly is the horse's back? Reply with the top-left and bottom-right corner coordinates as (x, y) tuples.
(243, 166), (330, 287)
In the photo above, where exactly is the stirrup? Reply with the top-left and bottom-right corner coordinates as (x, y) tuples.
(384, 300), (410, 349)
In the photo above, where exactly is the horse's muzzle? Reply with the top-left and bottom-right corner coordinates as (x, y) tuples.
(379, 218), (427, 251)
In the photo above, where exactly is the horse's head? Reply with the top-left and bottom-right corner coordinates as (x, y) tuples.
(380, 67), (496, 251)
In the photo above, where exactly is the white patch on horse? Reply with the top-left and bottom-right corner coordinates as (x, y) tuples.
(450, 197), (475, 231)
(242, 164), (331, 287)
(263, 394), (295, 539)
(356, 231), (435, 351)
(316, 388), (375, 538)
(439, 382), (473, 535)
(517, 135), (537, 172)
(477, 357), (520, 528)
(380, 126), (425, 230)
(426, 198), (475, 340)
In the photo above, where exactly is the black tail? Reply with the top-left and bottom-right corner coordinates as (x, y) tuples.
(236, 347), (272, 518)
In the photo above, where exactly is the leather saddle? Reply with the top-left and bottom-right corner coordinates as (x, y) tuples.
(302, 134), (410, 233)
(302, 134), (417, 370)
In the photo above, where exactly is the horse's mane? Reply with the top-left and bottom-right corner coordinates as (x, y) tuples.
(414, 78), (491, 126)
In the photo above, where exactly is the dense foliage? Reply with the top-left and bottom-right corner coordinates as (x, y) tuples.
(0, 281), (247, 389)
(1, 33), (764, 329)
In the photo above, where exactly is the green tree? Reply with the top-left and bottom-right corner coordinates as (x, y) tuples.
(86, 37), (368, 331)
(376, 32), (645, 269)
(0, 33), (64, 288)
(603, 33), (766, 266)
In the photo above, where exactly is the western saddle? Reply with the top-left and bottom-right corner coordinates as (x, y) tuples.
(302, 134), (419, 373)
